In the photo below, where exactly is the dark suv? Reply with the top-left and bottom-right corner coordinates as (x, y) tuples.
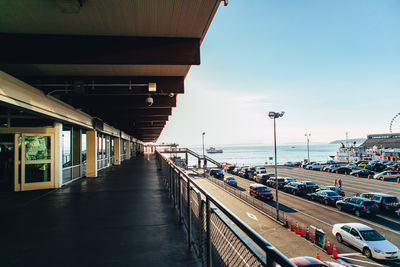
(283, 182), (307, 196)
(336, 197), (379, 217)
(209, 169), (224, 179)
(249, 183), (273, 201)
(301, 181), (319, 193)
(359, 193), (400, 213)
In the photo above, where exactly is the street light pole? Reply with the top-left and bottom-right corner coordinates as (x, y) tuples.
(268, 111), (285, 221)
(202, 132), (206, 177)
(305, 133), (311, 163)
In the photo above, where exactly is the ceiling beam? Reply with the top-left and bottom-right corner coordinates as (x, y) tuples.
(25, 76), (184, 94)
(64, 95), (177, 110)
(96, 108), (172, 116)
(0, 34), (200, 65)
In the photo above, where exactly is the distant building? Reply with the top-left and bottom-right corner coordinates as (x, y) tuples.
(360, 133), (400, 161)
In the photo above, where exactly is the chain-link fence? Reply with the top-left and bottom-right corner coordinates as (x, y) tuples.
(156, 151), (296, 267)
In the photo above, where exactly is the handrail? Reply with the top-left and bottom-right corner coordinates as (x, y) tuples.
(156, 149), (296, 267)
(160, 147), (222, 167)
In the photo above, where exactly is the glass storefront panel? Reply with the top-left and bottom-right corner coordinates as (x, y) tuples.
(62, 126), (72, 167)
(25, 163), (51, 183)
(24, 136), (51, 161)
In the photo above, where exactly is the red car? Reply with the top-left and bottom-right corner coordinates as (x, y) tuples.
(290, 256), (345, 267)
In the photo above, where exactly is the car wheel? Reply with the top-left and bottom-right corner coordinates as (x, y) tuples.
(336, 233), (343, 243)
(311, 196), (315, 201)
(324, 199), (329, 205)
(355, 209), (361, 217)
(363, 247), (372, 259)
(293, 190), (297, 196)
(337, 205), (342, 211)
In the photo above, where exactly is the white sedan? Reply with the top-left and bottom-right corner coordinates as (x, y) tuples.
(332, 223), (400, 260)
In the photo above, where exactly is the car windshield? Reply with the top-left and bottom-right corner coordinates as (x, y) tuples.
(216, 170), (223, 174)
(226, 178), (234, 181)
(359, 230), (385, 241)
(258, 187), (270, 192)
(326, 191), (338, 196)
(306, 182), (315, 186)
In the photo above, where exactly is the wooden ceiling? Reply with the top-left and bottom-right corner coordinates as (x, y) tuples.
(0, 0), (223, 142)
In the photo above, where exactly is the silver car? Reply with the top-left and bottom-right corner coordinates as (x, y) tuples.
(373, 171), (400, 181)
(332, 223), (400, 260)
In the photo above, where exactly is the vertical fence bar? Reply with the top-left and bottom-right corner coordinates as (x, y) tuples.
(199, 199), (204, 261)
(178, 173), (182, 223)
(173, 171), (176, 207)
(206, 197), (212, 267)
(187, 179), (192, 251)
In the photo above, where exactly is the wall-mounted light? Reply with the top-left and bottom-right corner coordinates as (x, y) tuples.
(148, 83), (157, 92)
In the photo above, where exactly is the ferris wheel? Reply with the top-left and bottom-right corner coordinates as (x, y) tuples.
(389, 113), (400, 133)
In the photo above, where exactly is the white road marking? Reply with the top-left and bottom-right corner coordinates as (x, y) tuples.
(338, 252), (363, 257)
(339, 256), (385, 266)
(247, 212), (258, 221)
(210, 219), (250, 267)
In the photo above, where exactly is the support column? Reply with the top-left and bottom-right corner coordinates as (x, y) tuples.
(114, 137), (121, 165)
(185, 152), (188, 168)
(54, 122), (62, 188)
(126, 140), (131, 159)
(87, 130), (98, 178)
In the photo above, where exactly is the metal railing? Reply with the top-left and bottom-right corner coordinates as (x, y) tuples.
(97, 158), (109, 171)
(156, 150), (295, 267)
(62, 164), (84, 185)
(120, 154), (126, 162)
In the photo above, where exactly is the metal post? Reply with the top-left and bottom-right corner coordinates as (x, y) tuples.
(178, 173), (182, 223)
(202, 132), (206, 177)
(206, 198), (212, 267)
(187, 179), (192, 251)
(273, 117), (279, 221)
(305, 134), (311, 163)
(173, 171), (176, 207)
(199, 200), (205, 260)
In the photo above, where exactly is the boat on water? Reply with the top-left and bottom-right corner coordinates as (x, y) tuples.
(206, 147), (223, 153)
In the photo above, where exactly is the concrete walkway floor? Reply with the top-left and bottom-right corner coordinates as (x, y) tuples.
(0, 155), (199, 267)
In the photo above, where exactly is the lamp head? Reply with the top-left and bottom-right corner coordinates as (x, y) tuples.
(202, 132), (206, 135)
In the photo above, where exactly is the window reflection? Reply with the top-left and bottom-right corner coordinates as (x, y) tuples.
(25, 136), (51, 161)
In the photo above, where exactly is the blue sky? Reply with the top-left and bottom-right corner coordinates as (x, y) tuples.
(158, 0), (400, 146)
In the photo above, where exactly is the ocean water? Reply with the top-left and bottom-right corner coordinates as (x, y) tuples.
(187, 144), (339, 166)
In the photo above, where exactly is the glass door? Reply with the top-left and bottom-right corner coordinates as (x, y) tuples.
(21, 134), (54, 191)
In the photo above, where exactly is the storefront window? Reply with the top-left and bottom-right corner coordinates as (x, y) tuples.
(62, 126), (72, 167)
(82, 132), (87, 163)
(25, 136), (51, 161)
(25, 163), (51, 183)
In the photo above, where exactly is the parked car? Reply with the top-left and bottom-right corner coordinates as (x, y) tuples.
(318, 186), (345, 196)
(365, 162), (386, 172)
(331, 167), (352, 174)
(356, 161), (368, 167)
(223, 176), (237, 187)
(289, 256), (346, 267)
(396, 208), (400, 217)
(283, 182), (308, 196)
(283, 177), (296, 184)
(254, 174), (270, 184)
(210, 169), (224, 178)
(310, 163), (327, 171)
(301, 181), (319, 193)
(323, 164), (341, 172)
(225, 165), (236, 174)
(255, 166), (267, 174)
(350, 169), (374, 178)
(267, 177), (286, 189)
(232, 167), (241, 175)
(302, 161), (316, 169)
(311, 190), (342, 205)
(345, 163), (357, 169)
(358, 193), (400, 213)
(336, 197), (379, 217)
(373, 171), (400, 181)
(249, 183), (273, 201)
(293, 161), (302, 167)
(332, 223), (400, 260)
(306, 162), (324, 170)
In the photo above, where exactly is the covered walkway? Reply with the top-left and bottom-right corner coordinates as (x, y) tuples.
(0, 155), (198, 267)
